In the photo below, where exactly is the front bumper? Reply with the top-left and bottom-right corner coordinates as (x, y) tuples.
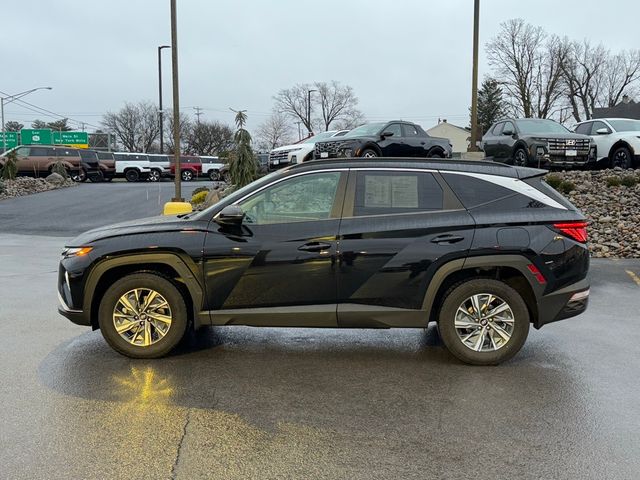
(535, 278), (590, 328)
(57, 263), (91, 326)
(530, 144), (594, 168)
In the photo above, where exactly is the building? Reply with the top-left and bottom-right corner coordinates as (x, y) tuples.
(426, 120), (469, 154)
(593, 95), (640, 120)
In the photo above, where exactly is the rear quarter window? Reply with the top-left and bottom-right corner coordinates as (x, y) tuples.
(442, 173), (514, 208)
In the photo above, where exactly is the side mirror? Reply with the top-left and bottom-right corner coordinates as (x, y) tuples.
(215, 205), (245, 226)
(595, 128), (610, 135)
(502, 128), (514, 136)
(381, 131), (394, 139)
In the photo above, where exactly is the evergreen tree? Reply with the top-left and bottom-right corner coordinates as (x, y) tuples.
(228, 109), (256, 188)
(472, 78), (507, 135)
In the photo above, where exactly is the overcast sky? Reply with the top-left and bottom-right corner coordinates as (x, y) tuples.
(1, 0), (638, 133)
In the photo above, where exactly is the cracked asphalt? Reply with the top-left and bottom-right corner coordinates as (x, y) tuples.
(1, 183), (640, 479)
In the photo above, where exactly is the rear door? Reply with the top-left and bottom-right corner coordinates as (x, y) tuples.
(482, 123), (502, 158)
(336, 168), (474, 327)
(402, 123), (427, 156)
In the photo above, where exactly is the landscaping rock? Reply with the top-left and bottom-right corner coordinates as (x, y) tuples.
(0, 176), (76, 201)
(45, 172), (65, 185)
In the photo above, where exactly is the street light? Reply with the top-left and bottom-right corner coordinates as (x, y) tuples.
(1, 86), (52, 149)
(157, 45), (170, 154)
(307, 89), (316, 137)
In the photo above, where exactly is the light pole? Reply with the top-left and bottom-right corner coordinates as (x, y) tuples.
(1, 86), (52, 149)
(469, 0), (480, 152)
(307, 89), (316, 137)
(170, 0), (183, 202)
(158, 45), (170, 154)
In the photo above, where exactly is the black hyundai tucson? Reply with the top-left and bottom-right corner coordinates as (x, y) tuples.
(58, 158), (590, 365)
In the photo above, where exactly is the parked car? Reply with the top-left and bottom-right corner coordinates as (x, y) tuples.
(574, 118), (640, 169)
(78, 149), (104, 183)
(0, 145), (83, 179)
(95, 151), (116, 181)
(169, 155), (202, 181)
(269, 130), (349, 171)
(314, 121), (452, 159)
(114, 153), (151, 182)
(200, 156), (225, 180)
(481, 118), (594, 168)
(57, 158), (589, 365)
(147, 154), (171, 182)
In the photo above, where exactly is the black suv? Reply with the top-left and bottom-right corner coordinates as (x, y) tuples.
(481, 118), (594, 168)
(314, 121), (452, 159)
(58, 158), (590, 365)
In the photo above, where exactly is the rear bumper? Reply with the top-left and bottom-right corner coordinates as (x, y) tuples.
(535, 278), (590, 328)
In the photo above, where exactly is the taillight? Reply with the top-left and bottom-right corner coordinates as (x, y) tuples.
(553, 222), (588, 243)
(526, 264), (547, 284)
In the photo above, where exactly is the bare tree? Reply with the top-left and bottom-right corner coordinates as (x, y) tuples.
(4, 121), (23, 132)
(102, 101), (160, 152)
(274, 81), (364, 134)
(255, 112), (293, 149)
(601, 49), (640, 107)
(164, 110), (192, 154)
(185, 120), (234, 156)
(486, 19), (566, 119)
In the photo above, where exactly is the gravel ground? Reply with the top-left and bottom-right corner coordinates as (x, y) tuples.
(0, 176), (76, 200)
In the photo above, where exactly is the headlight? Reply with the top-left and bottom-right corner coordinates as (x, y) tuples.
(288, 147), (302, 152)
(62, 247), (93, 258)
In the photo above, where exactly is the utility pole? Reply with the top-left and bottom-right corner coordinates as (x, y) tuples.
(306, 89), (316, 137)
(296, 121), (301, 141)
(193, 106), (203, 123)
(0, 87), (52, 150)
(158, 45), (170, 154)
(469, 0), (480, 152)
(170, 0), (182, 201)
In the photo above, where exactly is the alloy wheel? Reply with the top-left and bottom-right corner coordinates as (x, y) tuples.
(514, 150), (527, 167)
(362, 151), (377, 158)
(182, 170), (193, 181)
(454, 293), (515, 352)
(613, 149), (630, 169)
(149, 170), (161, 182)
(112, 288), (172, 347)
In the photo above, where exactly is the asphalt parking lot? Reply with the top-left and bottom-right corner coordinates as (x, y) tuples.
(1, 183), (639, 479)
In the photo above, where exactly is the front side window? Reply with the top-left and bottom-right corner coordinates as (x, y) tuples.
(590, 121), (610, 135)
(502, 121), (515, 134)
(491, 123), (504, 135)
(238, 172), (342, 225)
(353, 171), (443, 216)
(383, 123), (403, 138)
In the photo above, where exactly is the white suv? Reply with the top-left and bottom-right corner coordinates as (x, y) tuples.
(114, 153), (152, 182)
(574, 118), (640, 169)
(201, 156), (225, 180)
(268, 130), (349, 170)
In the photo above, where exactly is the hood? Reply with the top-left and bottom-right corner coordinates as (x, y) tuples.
(271, 143), (308, 153)
(67, 215), (204, 246)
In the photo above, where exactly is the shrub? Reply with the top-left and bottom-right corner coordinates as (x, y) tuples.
(544, 174), (562, 190)
(192, 186), (210, 196)
(2, 150), (18, 180)
(605, 176), (621, 187)
(620, 175), (638, 187)
(557, 180), (575, 194)
(51, 161), (68, 179)
(191, 190), (208, 205)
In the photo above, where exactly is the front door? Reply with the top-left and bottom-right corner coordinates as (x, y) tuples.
(336, 168), (474, 327)
(378, 123), (406, 156)
(202, 170), (348, 326)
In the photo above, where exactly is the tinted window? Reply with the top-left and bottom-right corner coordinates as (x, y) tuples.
(442, 173), (514, 208)
(15, 147), (30, 156)
(402, 124), (420, 136)
(590, 121), (610, 135)
(353, 171), (443, 216)
(30, 147), (53, 156)
(80, 150), (98, 160)
(55, 148), (79, 157)
(383, 124), (403, 138)
(238, 172), (341, 225)
(574, 122), (591, 135)
(97, 152), (114, 160)
(502, 121), (515, 134)
(149, 155), (169, 162)
(491, 123), (503, 135)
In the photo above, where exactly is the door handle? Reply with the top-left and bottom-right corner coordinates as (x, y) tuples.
(431, 234), (465, 244)
(420, 141), (426, 145)
(298, 241), (332, 253)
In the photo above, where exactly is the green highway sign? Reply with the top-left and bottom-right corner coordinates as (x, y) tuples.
(53, 131), (89, 146)
(20, 129), (53, 145)
(0, 132), (19, 149)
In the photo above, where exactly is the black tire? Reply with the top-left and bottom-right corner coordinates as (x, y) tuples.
(125, 169), (140, 182)
(88, 171), (105, 183)
(360, 148), (378, 158)
(103, 176), (113, 182)
(181, 169), (194, 181)
(428, 150), (444, 158)
(222, 171), (231, 183)
(98, 273), (189, 359)
(71, 169), (87, 182)
(512, 147), (528, 167)
(148, 169), (161, 182)
(437, 279), (530, 365)
(209, 170), (219, 181)
(611, 146), (632, 169)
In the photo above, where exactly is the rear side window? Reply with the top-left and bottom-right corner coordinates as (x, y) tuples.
(353, 171), (443, 216)
(56, 148), (79, 157)
(97, 152), (114, 160)
(402, 124), (420, 136)
(442, 173), (513, 208)
(30, 147), (53, 156)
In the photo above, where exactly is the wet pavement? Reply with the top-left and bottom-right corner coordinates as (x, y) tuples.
(1, 184), (639, 479)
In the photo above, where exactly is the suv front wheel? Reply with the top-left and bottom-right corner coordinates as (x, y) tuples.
(437, 279), (530, 365)
(181, 169), (194, 181)
(98, 273), (188, 358)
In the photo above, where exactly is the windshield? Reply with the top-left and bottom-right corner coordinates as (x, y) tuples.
(303, 131), (338, 143)
(515, 119), (570, 134)
(607, 119), (640, 132)
(342, 123), (386, 138)
(192, 170), (284, 220)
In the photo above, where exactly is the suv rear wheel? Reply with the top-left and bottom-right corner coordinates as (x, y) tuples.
(181, 169), (194, 181)
(360, 149), (378, 158)
(71, 169), (87, 182)
(98, 273), (188, 358)
(125, 169), (140, 182)
(437, 279), (530, 365)
(513, 147), (528, 167)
